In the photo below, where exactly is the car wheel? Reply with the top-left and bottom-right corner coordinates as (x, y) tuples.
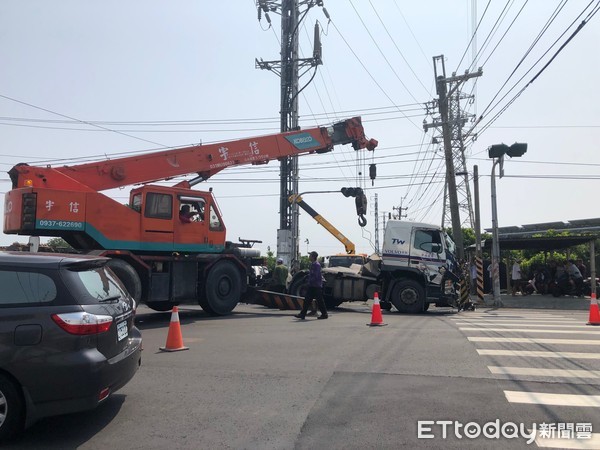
(200, 260), (241, 315)
(107, 259), (142, 303)
(391, 280), (425, 314)
(0, 375), (24, 442)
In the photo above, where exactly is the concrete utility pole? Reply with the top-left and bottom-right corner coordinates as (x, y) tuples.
(255, 0), (324, 267)
(473, 165), (484, 303)
(423, 55), (482, 261)
(373, 193), (379, 254)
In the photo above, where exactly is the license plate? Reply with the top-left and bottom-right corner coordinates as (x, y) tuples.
(117, 320), (128, 341)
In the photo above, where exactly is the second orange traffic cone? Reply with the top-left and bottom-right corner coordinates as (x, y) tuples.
(587, 293), (600, 326)
(160, 306), (190, 352)
(367, 292), (387, 327)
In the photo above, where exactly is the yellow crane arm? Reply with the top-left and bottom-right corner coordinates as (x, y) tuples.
(289, 195), (355, 254)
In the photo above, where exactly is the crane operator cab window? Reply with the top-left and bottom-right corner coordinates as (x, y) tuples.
(131, 193), (142, 213)
(179, 200), (205, 223)
(208, 205), (222, 231)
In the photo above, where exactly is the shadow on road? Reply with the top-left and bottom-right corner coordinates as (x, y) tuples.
(135, 305), (298, 330)
(2, 395), (126, 450)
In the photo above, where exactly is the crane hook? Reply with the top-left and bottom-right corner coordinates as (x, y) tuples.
(358, 214), (367, 227)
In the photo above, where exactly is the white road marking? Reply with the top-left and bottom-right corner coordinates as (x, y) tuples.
(489, 366), (600, 378)
(460, 327), (600, 335)
(477, 349), (600, 359)
(504, 390), (600, 407)
(468, 337), (600, 345)
(455, 321), (585, 327)
(451, 316), (578, 321)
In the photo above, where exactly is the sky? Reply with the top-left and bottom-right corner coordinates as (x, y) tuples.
(0, 1), (599, 258)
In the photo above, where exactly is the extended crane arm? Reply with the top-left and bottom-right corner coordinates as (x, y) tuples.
(9, 117), (377, 192)
(289, 194), (355, 255)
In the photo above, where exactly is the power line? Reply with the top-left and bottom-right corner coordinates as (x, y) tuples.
(465, 0), (599, 143)
(327, 15), (423, 131)
(368, 0), (430, 96)
(0, 93), (170, 149)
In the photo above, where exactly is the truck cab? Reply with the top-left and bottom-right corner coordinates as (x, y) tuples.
(380, 220), (459, 312)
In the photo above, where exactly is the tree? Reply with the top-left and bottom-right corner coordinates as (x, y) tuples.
(46, 238), (73, 252)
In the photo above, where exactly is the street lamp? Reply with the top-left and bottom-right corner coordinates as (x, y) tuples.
(488, 143), (528, 307)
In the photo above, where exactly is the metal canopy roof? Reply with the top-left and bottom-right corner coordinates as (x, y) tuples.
(479, 235), (598, 251)
(485, 218), (600, 237)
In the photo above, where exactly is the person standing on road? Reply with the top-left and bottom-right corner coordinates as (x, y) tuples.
(566, 259), (584, 293)
(295, 251), (328, 320)
(511, 259), (522, 296)
(271, 258), (288, 293)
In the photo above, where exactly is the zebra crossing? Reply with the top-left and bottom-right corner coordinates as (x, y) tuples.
(452, 309), (600, 448)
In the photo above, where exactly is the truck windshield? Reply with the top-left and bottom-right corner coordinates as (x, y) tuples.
(443, 233), (456, 255)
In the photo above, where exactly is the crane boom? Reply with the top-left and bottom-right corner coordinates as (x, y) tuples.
(8, 117), (376, 192)
(289, 194), (356, 255)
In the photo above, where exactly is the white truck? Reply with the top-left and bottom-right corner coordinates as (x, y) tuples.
(288, 220), (461, 313)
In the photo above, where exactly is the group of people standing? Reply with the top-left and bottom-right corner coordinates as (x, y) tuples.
(511, 258), (587, 296)
(479, 258), (588, 296)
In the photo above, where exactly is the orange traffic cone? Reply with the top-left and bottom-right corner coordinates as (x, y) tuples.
(160, 306), (190, 352)
(587, 293), (600, 326)
(367, 292), (387, 327)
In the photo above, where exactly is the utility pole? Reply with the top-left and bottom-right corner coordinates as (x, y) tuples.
(255, 0), (324, 267)
(392, 200), (408, 221)
(373, 193), (379, 254)
(423, 55), (482, 261)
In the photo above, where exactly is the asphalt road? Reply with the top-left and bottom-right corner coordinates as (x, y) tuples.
(4, 303), (598, 449)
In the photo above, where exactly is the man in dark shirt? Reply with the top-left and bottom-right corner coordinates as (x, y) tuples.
(179, 205), (197, 223)
(295, 251), (328, 320)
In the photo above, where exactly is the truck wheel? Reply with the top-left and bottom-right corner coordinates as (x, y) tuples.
(146, 302), (176, 312)
(324, 298), (344, 309)
(0, 375), (24, 441)
(200, 260), (242, 315)
(380, 300), (393, 311)
(288, 274), (308, 298)
(107, 259), (142, 304)
(391, 280), (425, 314)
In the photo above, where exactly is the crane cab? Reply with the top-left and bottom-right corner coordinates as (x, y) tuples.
(129, 185), (227, 253)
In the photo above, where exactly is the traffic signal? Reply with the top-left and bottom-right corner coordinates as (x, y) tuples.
(506, 142), (527, 158)
(488, 142), (528, 158)
(488, 144), (509, 158)
(341, 187), (363, 197)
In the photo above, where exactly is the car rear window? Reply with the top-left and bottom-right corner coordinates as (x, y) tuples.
(66, 266), (130, 305)
(0, 270), (57, 305)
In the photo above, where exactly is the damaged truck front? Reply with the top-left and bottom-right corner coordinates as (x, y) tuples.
(288, 220), (461, 313)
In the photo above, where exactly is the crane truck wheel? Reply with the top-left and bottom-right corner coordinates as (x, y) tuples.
(390, 279), (425, 314)
(107, 258), (142, 304)
(199, 260), (242, 315)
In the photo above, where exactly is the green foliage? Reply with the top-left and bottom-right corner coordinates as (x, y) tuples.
(265, 250), (275, 272)
(46, 238), (73, 251)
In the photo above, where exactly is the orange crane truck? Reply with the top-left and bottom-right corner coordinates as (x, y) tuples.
(4, 117), (376, 315)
